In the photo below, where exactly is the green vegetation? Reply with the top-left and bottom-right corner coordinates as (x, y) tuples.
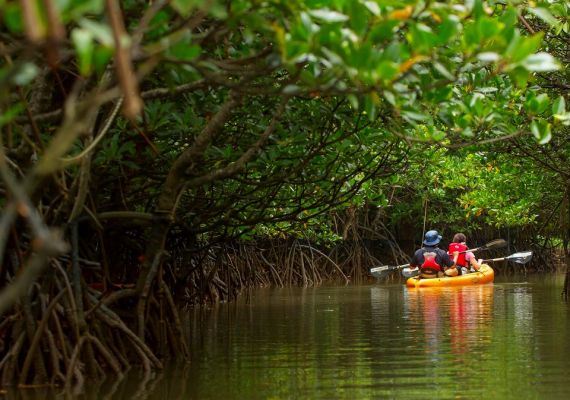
(1, 0), (570, 387)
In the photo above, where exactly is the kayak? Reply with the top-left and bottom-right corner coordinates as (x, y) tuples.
(406, 264), (494, 288)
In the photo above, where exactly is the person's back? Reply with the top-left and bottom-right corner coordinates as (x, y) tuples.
(448, 242), (468, 267)
(448, 233), (480, 274)
(410, 230), (456, 278)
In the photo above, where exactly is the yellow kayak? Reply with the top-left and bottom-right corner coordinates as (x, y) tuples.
(406, 264), (494, 288)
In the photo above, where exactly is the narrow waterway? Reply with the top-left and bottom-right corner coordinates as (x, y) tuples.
(178, 274), (570, 399)
(8, 273), (570, 399)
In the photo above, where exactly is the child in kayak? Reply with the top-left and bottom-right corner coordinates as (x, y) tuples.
(448, 233), (481, 275)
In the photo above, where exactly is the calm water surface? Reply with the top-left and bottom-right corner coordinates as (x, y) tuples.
(10, 274), (570, 399)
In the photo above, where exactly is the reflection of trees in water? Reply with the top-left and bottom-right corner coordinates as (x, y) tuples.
(2, 364), (190, 400)
(405, 285), (495, 359)
(449, 286), (495, 357)
(512, 287), (533, 328)
(498, 285), (534, 359)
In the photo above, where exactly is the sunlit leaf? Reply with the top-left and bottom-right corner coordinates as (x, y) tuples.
(527, 7), (560, 27)
(552, 96), (566, 115)
(79, 18), (114, 46)
(530, 119), (552, 144)
(11, 63), (39, 85)
(72, 28), (94, 76)
(308, 9), (349, 23)
(363, 1), (380, 16)
(477, 52), (500, 62)
(522, 52), (561, 72)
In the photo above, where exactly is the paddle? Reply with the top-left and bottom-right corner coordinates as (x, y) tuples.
(370, 263), (410, 279)
(468, 238), (507, 253)
(481, 251), (533, 265)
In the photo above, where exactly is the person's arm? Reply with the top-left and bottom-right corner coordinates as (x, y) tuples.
(467, 252), (480, 270)
(409, 252), (420, 269)
(441, 250), (456, 270)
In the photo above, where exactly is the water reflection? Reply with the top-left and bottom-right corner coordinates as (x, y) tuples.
(7, 277), (570, 399)
(404, 285), (494, 357)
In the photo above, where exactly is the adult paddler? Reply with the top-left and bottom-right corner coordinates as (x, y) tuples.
(408, 230), (458, 278)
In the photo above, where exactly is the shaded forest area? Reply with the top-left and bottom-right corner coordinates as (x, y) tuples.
(1, 0), (570, 389)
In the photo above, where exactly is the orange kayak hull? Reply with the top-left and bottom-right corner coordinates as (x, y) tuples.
(406, 264), (494, 288)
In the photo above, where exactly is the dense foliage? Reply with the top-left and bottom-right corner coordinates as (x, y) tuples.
(1, 0), (570, 388)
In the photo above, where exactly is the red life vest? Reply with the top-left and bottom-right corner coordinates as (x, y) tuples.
(448, 242), (468, 266)
(421, 251), (442, 272)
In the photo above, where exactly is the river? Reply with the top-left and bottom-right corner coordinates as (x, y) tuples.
(7, 273), (570, 399)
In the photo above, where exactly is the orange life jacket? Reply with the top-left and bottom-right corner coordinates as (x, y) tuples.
(448, 242), (468, 267)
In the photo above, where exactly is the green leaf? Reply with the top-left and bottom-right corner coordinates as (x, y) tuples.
(499, 7), (518, 28)
(462, 127), (474, 137)
(477, 52), (500, 62)
(477, 87), (498, 94)
(402, 111), (429, 123)
(3, 3), (23, 33)
(530, 119), (552, 144)
(469, 93), (485, 116)
(433, 62), (454, 80)
(308, 9), (349, 23)
(471, 0), (486, 19)
(364, 95), (376, 121)
(522, 52), (561, 72)
(72, 28), (95, 76)
(437, 15), (460, 43)
(347, 94), (359, 109)
(383, 90), (396, 106)
(369, 20), (400, 42)
(171, 0), (201, 17)
(0, 103), (24, 129)
(431, 129), (446, 141)
(363, 1), (380, 16)
(12, 63), (39, 85)
(283, 85), (301, 95)
(508, 66), (529, 88)
(169, 42), (201, 61)
(525, 93), (549, 115)
(61, 0), (104, 20)
(407, 23), (438, 53)
(509, 33), (543, 63)
(93, 46), (113, 75)
(554, 112), (570, 126)
(349, 1), (368, 36)
(376, 61), (399, 82)
(463, 22), (480, 48)
(552, 96), (566, 115)
(527, 7), (560, 27)
(477, 16), (502, 39)
(79, 18), (114, 46)
(299, 12), (315, 37)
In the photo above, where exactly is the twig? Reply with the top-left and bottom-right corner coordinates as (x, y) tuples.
(105, 0), (143, 119)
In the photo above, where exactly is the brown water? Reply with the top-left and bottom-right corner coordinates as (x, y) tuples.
(7, 274), (570, 399)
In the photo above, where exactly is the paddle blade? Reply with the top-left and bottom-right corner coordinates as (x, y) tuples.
(370, 265), (392, 279)
(483, 239), (507, 250)
(507, 251), (533, 264)
(401, 267), (419, 279)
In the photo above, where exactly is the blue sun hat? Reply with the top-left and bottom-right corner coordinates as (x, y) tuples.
(423, 230), (442, 246)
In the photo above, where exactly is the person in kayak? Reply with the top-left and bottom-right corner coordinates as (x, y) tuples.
(448, 233), (480, 275)
(409, 230), (458, 279)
